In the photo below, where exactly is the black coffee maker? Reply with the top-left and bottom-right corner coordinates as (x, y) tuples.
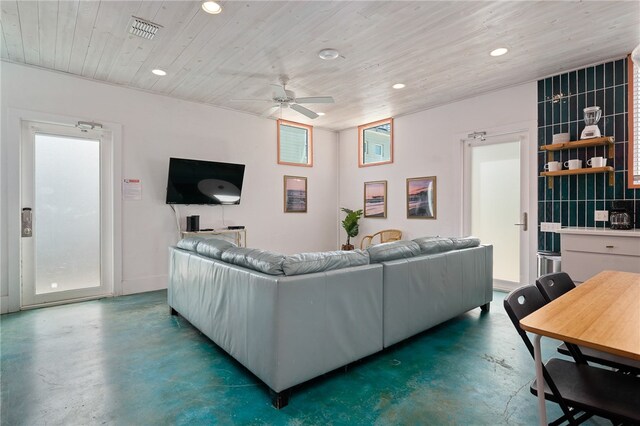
(608, 201), (633, 230)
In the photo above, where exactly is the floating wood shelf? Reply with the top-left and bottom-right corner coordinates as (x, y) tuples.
(540, 136), (614, 152)
(541, 166), (614, 189)
(541, 166), (613, 177)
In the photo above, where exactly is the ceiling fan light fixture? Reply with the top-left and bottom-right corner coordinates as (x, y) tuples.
(317, 112), (326, 116)
(152, 69), (167, 76)
(202, 1), (222, 14)
(318, 48), (339, 60)
(490, 47), (509, 57)
(392, 83), (406, 89)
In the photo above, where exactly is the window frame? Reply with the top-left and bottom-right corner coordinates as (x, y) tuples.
(628, 54), (640, 188)
(277, 119), (313, 167)
(358, 117), (394, 167)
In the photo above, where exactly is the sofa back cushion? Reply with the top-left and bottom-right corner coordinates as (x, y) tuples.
(177, 237), (207, 252)
(221, 247), (285, 275)
(450, 236), (481, 250)
(412, 236), (455, 255)
(195, 238), (237, 260)
(282, 250), (370, 276)
(367, 240), (421, 263)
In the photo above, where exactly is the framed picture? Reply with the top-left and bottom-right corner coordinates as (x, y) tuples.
(364, 180), (387, 218)
(406, 176), (437, 219)
(284, 176), (307, 213)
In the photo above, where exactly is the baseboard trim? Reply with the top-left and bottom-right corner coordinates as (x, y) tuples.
(122, 275), (167, 295)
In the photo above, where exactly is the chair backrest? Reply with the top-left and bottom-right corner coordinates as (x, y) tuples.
(360, 229), (402, 249)
(536, 272), (575, 302)
(503, 285), (548, 359)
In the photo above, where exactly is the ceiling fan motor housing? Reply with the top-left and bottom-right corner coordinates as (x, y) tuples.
(274, 89), (296, 104)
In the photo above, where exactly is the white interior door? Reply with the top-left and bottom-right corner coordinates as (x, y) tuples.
(21, 120), (113, 308)
(463, 134), (529, 291)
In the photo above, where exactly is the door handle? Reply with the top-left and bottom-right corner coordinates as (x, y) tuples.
(514, 212), (528, 231)
(22, 208), (32, 237)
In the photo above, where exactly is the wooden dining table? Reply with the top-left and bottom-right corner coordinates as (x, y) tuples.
(520, 270), (640, 425)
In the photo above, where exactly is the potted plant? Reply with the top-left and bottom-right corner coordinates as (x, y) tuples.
(341, 207), (363, 250)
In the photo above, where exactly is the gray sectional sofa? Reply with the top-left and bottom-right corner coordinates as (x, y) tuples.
(168, 236), (493, 408)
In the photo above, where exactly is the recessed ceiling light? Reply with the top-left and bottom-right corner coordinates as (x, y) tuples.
(318, 48), (339, 60)
(392, 83), (406, 89)
(152, 69), (167, 76)
(201, 1), (222, 14)
(490, 47), (509, 57)
(317, 112), (326, 116)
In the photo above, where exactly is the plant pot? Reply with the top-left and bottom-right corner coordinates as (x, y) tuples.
(341, 244), (354, 251)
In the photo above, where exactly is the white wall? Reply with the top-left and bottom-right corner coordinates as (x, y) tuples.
(338, 83), (538, 283)
(1, 62), (338, 312)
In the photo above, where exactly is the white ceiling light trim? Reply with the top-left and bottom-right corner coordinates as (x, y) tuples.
(318, 48), (339, 60)
(152, 69), (167, 76)
(202, 1), (223, 14)
(317, 112), (326, 116)
(490, 47), (509, 57)
(392, 83), (406, 89)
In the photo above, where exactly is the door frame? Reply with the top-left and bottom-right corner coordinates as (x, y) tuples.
(4, 108), (122, 312)
(21, 120), (113, 307)
(458, 121), (538, 288)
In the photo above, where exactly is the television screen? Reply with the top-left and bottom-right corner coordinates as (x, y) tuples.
(166, 157), (246, 205)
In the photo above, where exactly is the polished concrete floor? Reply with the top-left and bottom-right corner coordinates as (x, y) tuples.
(1, 290), (608, 425)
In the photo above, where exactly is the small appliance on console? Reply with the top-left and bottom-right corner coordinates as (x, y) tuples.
(580, 106), (602, 139)
(609, 201), (633, 230)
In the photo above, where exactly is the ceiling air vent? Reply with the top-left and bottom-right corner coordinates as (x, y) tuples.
(129, 16), (162, 40)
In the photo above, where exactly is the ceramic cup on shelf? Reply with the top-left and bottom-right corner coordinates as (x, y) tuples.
(564, 159), (583, 170)
(544, 161), (562, 172)
(587, 157), (607, 168)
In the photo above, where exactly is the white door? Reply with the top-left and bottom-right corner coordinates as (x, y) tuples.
(463, 135), (529, 291)
(21, 120), (113, 308)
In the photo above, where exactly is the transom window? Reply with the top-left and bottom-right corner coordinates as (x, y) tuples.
(277, 119), (313, 167)
(358, 118), (393, 167)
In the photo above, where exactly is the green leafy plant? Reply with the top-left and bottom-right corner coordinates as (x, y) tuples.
(341, 207), (363, 247)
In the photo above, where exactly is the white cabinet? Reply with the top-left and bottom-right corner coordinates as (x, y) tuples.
(558, 228), (640, 283)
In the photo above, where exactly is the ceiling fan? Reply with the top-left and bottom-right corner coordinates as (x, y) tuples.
(231, 76), (334, 119)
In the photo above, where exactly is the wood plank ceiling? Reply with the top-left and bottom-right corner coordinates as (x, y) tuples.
(1, 1), (639, 131)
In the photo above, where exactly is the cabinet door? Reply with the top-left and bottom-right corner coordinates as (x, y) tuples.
(562, 251), (640, 283)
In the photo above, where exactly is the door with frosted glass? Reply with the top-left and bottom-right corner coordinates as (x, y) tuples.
(21, 121), (113, 307)
(463, 138), (527, 291)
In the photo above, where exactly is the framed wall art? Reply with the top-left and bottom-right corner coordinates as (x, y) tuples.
(364, 180), (387, 218)
(284, 175), (307, 213)
(406, 176), (436, 219)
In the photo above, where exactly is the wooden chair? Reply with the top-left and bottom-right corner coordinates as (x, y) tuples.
(360, 229), (402, 249)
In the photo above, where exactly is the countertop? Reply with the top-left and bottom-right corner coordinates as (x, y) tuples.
(556, 227), (640, 237)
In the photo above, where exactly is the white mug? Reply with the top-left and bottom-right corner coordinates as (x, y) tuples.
(544, 161), (562, 172)
(587, 157), (607, 168)
(564, 159), (583, 170)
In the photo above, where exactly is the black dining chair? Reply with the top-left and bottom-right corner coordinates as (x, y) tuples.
(503, 285), (640, 425)
(536, 272), (640, 375)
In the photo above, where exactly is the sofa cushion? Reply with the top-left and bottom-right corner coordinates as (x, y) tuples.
(367, 240), (421, 263)
(282, 250), (370, 276)
(412, 236), (455, 255)
(177, 237), (207, 252)
(450, 236), (481, 250)
(195, 238), (236, 260)
(221, 247), (285, 275)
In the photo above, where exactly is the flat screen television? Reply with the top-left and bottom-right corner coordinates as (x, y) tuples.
(166, 157), (246, 205)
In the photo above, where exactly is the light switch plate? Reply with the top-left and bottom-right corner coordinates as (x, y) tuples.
(595, 210), (609, 221)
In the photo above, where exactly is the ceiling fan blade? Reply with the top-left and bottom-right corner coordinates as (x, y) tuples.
(270, 84), (287, 99)
(261, 105), (281, 117)
(294, 96), (334, 104)
(230, 98), (273, 102)
(290, 103), (319, 119)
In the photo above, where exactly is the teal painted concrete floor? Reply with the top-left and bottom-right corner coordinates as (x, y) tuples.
(1, 291), (610, 425)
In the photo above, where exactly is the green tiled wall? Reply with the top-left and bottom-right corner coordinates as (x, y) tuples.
(537, 57), (640, 252)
